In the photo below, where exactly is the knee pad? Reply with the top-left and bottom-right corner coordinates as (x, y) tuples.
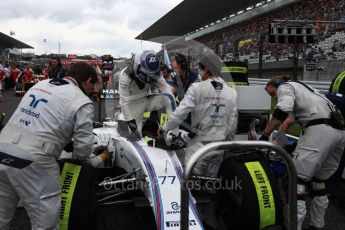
(310, 177), (327, 197)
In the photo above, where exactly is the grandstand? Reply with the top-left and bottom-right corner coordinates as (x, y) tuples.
(0, 32), (33, 62)
(137, 0), (345, 81)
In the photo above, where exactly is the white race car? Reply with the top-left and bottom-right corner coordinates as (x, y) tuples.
(87, 116), (289, 230)
(60, 86), (291, 230)
(93, 119), (204, 230)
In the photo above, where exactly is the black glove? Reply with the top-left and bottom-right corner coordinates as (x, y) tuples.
(63, 141), (74, 152)
(170, 133), (187, 149)
(127, 119), (141, 140)
(259, 133), (270, 141)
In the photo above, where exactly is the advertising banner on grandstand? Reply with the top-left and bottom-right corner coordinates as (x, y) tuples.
(239, 38), (253, 47)
(67, 54), (77, 59)
(61, 59), (102, 66)
(222, 61), (249, 85)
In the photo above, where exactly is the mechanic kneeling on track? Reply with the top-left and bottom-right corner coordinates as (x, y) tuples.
(260, 75), (345, 230)
(0, 63), (109, 230)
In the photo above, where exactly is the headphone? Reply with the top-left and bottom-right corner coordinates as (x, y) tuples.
(175, 53), (189, 70)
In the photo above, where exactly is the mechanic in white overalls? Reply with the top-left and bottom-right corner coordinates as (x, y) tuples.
(158, 53), (238, 177)
(118, 50), (176, 137)
(0, 63), (109, 230)
(260, 75), (345, 230)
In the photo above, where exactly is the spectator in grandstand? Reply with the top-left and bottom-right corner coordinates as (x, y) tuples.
(194, 0), (345, 63)
(0, 63), (110, 229)
(260, 75), (345, 230)
(118, 50), (175, 138)
(215, 42), (225, 60)
(48, 56), (66, 79)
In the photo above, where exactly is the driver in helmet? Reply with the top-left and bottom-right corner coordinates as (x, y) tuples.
(119, 50), (176, 137)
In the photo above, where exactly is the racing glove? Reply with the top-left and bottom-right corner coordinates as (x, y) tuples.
(63, 141), (74, 152)
(127, 119), (141, 139)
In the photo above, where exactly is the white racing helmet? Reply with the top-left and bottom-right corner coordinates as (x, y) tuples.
(134, 50), (161, 83)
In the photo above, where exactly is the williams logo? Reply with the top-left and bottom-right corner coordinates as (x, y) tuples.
(29, 94), (48, 108)
(20, 94), (48, 119)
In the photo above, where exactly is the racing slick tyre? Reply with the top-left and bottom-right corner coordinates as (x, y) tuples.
(59, 159), (98, 230)
(217, 150), (283, 230)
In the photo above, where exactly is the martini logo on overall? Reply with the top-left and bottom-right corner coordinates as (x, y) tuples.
(100, 88), (119, 99)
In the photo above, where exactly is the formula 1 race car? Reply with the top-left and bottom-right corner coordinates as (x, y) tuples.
(59, 117), (291, 230)
(58, 85), (297, 230)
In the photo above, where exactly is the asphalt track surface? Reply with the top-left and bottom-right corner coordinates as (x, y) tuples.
(1, 89), (345, 230)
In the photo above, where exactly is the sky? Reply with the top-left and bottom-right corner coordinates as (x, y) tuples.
(1, 0), (183, 58)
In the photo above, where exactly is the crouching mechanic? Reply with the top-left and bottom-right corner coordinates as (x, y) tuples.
(119, 50), (176, 137)
(260, 75), (345, 230)
(0, 63), (109, 230)
(158, 53), (238, 177)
